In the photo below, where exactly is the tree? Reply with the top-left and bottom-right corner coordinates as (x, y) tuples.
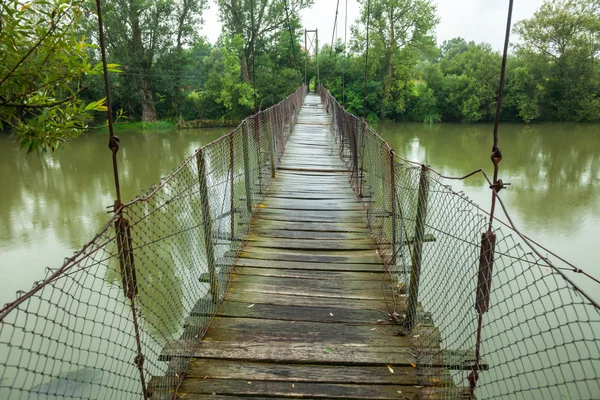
(92, 0), (206, 121)
(354, 0), (438, 119)
(0, 0), (107, 153)
(216, 0), (312, 84)
(514, 0), (600, 120)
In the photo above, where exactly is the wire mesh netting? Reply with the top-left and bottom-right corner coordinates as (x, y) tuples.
(0, 86), (307, 400)
(319, 85), (600, 399)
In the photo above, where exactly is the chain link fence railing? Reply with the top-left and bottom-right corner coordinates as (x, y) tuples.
(319, 85), (600, 400)
(0, 85), (307, 400)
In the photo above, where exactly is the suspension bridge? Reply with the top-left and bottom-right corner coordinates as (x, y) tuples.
(1, 0), (600, 396)
(1, 85), (599, 400)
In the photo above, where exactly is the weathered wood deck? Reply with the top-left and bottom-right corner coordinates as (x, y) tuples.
(172, 94), (468, 399)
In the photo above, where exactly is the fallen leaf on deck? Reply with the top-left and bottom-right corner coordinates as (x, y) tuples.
(370, 328), (377, 331)
(203, 376), (208, 379)
(325, 347), (333, 352)
(413, 334), (420, 338)
(292, 384), (295, 388)
(387, 365), (394, 374)
(329, 312), (333, 316)
(410, 363), (417, 368)
(248, 303), (255, 308)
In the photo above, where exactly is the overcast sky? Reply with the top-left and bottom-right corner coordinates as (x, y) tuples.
(199, 0), (546, 51)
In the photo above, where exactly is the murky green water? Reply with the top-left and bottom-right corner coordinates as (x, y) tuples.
(377, 122), (600, 292)
(0, 128), (228, 307)
(1, 123), (598, 303)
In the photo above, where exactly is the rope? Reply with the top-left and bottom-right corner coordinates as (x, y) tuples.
(362, 0), (371, 119)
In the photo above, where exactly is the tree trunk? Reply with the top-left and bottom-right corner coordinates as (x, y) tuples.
(139, 75), (157, 122)
(241, 54), (251, 82)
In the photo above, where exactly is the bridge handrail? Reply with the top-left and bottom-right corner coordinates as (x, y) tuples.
(0, 85), (308, 399)
(318, 84), (600, 399)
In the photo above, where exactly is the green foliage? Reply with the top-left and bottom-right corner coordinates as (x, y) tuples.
(217, 35), (254, 115)
(0, 0), (112, 153)
(5, 0), (600, 151)
(325, 0), (599, 123)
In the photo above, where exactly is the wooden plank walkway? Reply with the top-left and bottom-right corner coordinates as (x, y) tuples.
(172, 93), (469, 399)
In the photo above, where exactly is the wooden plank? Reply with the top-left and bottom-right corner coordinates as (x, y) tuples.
(247, 229), (372, 240)
(245, 237), (377, 251)
(185, 359), (454, 386)
(231, 257), (385, 272)
(250, 220), (369, 233)
(205, 301), (390, 323)
(202, 317), (401, 344)
(188, 342), (483, 370)
(224, 290), (392, 309)
(177, 379), (469, 399)
(233, 267), (385, 281)
(236, 249), (384, 265)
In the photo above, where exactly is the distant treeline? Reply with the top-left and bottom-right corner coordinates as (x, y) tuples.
(2, 0), (598, 153)
(319, 0), (600, 123)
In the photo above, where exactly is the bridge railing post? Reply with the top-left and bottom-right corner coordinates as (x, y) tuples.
(254, 115), (263, 194)
(403, 165), (429, 332)
(229, 133), (235, 241)
(390, 147), (397, 266)
(267, 109), (276, 178)
(196, 149), (220, 303)
(241, 124), (253, 212)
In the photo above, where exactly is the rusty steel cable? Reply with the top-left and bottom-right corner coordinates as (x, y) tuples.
(328, 0), (341, 71)
(283, 0), (301, 83)
(95, 0), (149, 398)
(469, 1), (515, 396)
(342, 0), (348, 107)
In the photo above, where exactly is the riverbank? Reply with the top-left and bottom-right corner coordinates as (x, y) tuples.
(87, 119), (241, 132)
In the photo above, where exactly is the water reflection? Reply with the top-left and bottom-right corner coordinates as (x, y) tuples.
(0, 128), (227, 306)
(378, 122), (600, 278)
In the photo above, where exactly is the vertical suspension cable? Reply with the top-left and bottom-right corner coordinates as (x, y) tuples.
(250, 0), (257, 113)
(488, 0), (514, 228)
(328, 0), (341, 71)
(304, 29), (308, 87)
(342, 0), (348, 107)
(362, 0), (371, 119)
(316, 29), (320, 87)
(283, 0), (301, 83)
(95, 0), (148, 399)
(469, 1), (514, 399)
(95, 0), (121, 209)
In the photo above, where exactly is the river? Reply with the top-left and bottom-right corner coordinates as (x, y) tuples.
(377, 122), (600, 297)
(0, 127), (228, 307)
(1, 123), (598, 305)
